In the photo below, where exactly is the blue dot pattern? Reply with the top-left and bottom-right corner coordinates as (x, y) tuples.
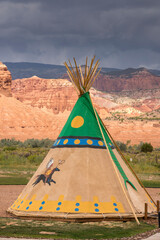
(14, 199), (123, 213)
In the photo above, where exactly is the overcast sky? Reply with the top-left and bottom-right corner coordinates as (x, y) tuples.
(0, 0), (160, 69)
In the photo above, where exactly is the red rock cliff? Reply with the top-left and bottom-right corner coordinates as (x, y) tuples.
(0, 62), (12, 96)
(94, 68), (160, 92)
(12, 76), (77, 114)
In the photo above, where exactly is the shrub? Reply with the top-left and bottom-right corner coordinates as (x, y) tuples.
(0, 138), (23, 147)
(23, 138), (53, 148)
(141, 143), (153, 153)
(0, 138), (54, 148)
(116, 141), (127, 152)
(3, 146), (17, 151)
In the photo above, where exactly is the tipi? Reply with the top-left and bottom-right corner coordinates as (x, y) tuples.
(8, 57), (156, 223)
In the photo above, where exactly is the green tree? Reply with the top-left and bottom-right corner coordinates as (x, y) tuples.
(141, 143), (153, 153)
(116, 141), (127, 152)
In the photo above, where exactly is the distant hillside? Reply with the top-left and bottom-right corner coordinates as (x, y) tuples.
(4, 62), (67, 80)
(4, 62), (160, 93)
(5, 62), (122, 80)
(103, 67), (160, 78)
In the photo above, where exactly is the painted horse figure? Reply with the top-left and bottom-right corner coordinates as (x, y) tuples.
(32, 167), (60, 186)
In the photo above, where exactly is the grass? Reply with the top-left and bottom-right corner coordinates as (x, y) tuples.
(0, 218), (157, 239)
(123, 151), (160, 187)
(0, 146), (46, 185)
(123, 151), (160, 174)
(141, 180), (160, 188)
(0, 146), (47, 169)
(0, 177), (28, 185)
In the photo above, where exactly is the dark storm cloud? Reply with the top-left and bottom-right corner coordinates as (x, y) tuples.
(0, 0), (160, 68)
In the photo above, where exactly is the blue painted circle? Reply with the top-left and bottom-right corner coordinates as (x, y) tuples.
(76, 203), (80, 206)
(75, 208), (79, 211)
(39, 206), (43, 210)
(21, 201), (23, 204)
(17, 205), (20, 209)
(113, 203), (117, 206)
(115, 208), (119, 212)
(150, 200), (153, 203)
(26, 206), (29, 210)
(94, 203), (98, 207)
(29, 201), (32, 205)
(95, 208), (99, 212)
(41, 201), (45, 205)
(58, 202), (62, 205)
(56, 207), (60, 211)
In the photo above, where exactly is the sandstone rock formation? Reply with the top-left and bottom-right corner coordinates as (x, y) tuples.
(0, 62), (12, 96)
(12, 76), (143, 118)
(103, 119), (160, 147)
(0, 94), (69, 141)
(12, 76), (77, 114)
(0, 93), (159, 146)
(94, 68), (160, 92)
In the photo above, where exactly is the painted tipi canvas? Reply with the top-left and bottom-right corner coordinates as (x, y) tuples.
(8, 57), (156, 223)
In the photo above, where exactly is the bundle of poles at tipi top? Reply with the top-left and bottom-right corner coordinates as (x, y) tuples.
(64, 56), (101, 95)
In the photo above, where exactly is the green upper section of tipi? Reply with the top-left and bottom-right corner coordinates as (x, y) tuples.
(59, 92), (103, 139)
(54, 92), (136, 190)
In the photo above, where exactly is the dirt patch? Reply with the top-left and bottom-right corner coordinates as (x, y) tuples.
(0, 185), (24, 217)
(0, 185), (159, 218)
(146, 188), (160, 202)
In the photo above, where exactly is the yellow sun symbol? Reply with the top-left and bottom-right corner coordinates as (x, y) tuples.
(71, 116), (84, 128)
